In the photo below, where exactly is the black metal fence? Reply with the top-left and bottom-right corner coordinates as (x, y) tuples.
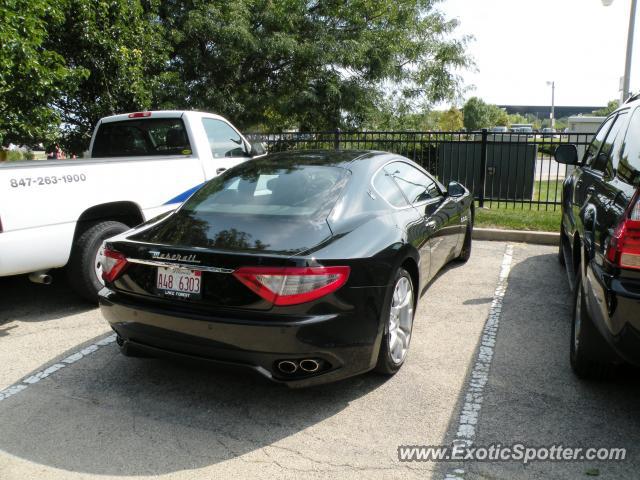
(247, 130), (596, 211)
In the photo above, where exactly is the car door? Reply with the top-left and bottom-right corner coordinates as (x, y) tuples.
(200, 117), (253, 179)
(385, 161), (459, 280)
(586, 111), (629, 263)
(372, 165), (431, 285)
(571, 115), (617, 235)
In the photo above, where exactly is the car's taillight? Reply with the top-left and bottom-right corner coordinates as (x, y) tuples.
(101, 247), (129, 282)
(606, 192), (640, 270)
(232, 266), (350, 306)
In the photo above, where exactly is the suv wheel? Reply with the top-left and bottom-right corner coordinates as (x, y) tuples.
(570, 273), (613, 379)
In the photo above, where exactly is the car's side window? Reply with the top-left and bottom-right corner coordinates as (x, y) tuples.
(372, 169), (408, 208)
(598, 112), (628, 177)
(384, 161), (441, 205)
(202, 118), (251, 159)
(583, 116), (615, 167)
(618, 108), (640, 185)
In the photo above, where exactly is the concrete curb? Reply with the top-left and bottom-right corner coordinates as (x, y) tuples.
(473, 227), (559, 246)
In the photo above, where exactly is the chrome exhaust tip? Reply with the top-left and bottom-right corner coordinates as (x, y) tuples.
(299, 359), (320, 373)
(28, 271), (52, 285)
(277, 360), (298, 374)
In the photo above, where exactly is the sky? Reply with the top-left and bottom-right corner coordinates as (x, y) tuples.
(440, 0), (639, 107)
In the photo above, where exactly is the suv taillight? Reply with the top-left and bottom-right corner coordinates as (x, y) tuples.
(606, 192), (640, 270)
(233, 266), (350, 306)
(100, 247), (129, 282)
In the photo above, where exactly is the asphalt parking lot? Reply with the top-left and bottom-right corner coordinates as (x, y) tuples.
(1, 240), (639, 480)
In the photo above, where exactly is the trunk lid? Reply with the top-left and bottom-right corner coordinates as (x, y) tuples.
(108, 212), (333, 310)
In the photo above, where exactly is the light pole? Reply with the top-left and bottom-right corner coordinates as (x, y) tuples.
(547, 81), (555, 129)
(602, 0), (637, 102)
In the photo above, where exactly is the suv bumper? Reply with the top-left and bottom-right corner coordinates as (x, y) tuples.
(586, 263), (640, 365)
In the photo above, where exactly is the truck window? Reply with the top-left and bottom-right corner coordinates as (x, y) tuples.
(92, 118), (191, 157)
(618, 108), (640, 185)
(202, 118), (251, 159)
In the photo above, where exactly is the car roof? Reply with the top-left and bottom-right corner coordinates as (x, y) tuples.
(260, 149), (394, 169)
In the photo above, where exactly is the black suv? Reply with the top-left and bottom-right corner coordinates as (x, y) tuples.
(555, 97), (640, 378)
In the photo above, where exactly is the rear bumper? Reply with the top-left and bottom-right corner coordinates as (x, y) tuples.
(98, 287), (385, 387)
(586, 263), (640, 365)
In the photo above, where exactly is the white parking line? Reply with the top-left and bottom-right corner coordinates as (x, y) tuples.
(0, 333), (116, 403)
(445, 244), (514, 480)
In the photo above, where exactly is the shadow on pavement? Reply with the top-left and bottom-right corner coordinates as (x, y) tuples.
(0, 333), (386, 476)
(437, 249), (640, 479)
(0, 271), (93, 326)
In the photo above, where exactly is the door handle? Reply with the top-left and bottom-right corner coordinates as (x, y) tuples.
(216, 168), (227, 175)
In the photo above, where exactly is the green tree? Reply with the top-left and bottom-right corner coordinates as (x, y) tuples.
(439, 107), (464, 131)
(1, 0), (470, 149)
(156, 0), (471, 131)
(0, 0), (78, 146)
(487, 105), (508, 128)
(593, 100), (619, 117)
(44, 0), (169, 153)
(462, 97), (509, 131)
(462, 97), (490, 131)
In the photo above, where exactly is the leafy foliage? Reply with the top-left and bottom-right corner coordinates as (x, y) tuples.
(44, 0), (169, 153)
(0, 0), (77, 145)
(462, 97), (508, 131)
(1, 0), (470, 150)
(592, 100), (619, 117)
(438, 107), (463, 131)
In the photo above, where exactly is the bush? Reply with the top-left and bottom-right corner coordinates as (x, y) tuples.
(0, 150), (35, 162)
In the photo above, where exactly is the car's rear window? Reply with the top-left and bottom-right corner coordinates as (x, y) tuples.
(92, 118), (191, 157)
(182, 163), (349, 218)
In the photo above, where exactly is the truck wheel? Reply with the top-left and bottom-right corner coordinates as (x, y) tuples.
(67, 220), (129, 303)
(570, 273), (613, 379)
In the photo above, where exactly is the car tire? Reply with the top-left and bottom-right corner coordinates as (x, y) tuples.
(456, 216), (473, 262)
(558, 228), (566, 266)
(570, 272), (613, 379)
(67, 220), (129, 304)
(375, 268), (415, 375)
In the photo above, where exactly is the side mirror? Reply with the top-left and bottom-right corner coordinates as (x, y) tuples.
(554, 144), (579, 165)
(447, 181), (466, 198)
(250, 141), (267, 157)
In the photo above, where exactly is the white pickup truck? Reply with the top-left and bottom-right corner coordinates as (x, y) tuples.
(0, 110), (264, 302)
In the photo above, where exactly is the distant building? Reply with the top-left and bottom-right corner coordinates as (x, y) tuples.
(498, 105), (606, 119)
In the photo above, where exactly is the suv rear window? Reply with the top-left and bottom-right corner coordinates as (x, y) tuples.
(92, 118), (191, 157)
(183, 162), (349, 218)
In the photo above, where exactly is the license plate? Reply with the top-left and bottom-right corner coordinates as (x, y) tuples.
(156, 267), (202, 300)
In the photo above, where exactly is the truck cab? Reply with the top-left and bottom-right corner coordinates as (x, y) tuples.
(0, 111), (264, 302)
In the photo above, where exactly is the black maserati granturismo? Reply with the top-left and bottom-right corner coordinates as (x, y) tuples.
(98, 150), (474, 387)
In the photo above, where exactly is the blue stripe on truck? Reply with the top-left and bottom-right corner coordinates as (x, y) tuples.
(164, 183), (205, 205)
